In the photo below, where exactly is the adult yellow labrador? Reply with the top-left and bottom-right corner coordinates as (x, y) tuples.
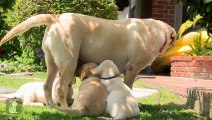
(0, 13), (176, 107)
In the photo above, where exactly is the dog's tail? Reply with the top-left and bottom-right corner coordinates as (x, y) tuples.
(54, 105), (86, 116)
(0, 14), (58, 46)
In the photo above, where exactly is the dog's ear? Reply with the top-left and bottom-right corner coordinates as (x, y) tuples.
(169, 28), (177, 45)
(171, 28), (176, 39)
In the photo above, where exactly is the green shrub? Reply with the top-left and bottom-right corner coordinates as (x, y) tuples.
(1, 0), (118, 72)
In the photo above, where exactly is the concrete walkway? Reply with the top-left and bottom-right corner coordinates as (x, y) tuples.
(137, 75), (212, 97)
(132, 88), (158, 99)
(0, 86), (16, 94)
(0, 86), (158, 100)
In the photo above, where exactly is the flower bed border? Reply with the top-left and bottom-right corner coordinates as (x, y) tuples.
(170, 56), (212, 80)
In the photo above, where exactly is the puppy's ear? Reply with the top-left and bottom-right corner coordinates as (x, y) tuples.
(80, 71), (87, 81)
(91, 67), (102, 75)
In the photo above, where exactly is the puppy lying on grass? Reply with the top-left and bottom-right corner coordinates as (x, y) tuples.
(0, 75), (73, 106)
(55, 63), (108, 116)
(91, 60), (140, 119)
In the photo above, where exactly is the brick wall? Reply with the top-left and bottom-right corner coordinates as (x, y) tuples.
(152, 0), (175, 27)
(171, 56), (212, 80)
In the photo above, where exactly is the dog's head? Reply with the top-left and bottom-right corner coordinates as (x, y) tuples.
(80, 63), (98, 80)
(159, 21), (177, 55)
(91, 60), (120, 79)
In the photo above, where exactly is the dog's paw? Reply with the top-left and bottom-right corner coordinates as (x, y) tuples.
(46, 103), (54, 108)
(67, 98), (74, 106)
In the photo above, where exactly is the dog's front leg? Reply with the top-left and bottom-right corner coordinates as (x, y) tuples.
(124, 64), (141, 89)
(57, 63), (76, 107)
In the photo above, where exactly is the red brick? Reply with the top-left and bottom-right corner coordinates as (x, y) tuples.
(176, 56), (182, 60)
(176, 67), (200, 72)
(152, 8), (157, 13)
(169, 9), (175, 14)
(174, 62), (186, 66)
(157, 0), (170, 5)
(206, 62), (212, 67)
(191, 62), (205, 67)
(185, 72), (193, 77)
(171, 72), (178, 76)
(165, 5), (175, 10)
(171, 71), (194, 78)
(168, 18), (175, 23)
(172, 67), (179, 71)
(152, 4), (165, 9)
(180, 72), (187, 77)
(186, 56), (194, 61)
(158, 18), (169, 23)
(202, 68), (212, 73)
(171, 67), (175, 71)
(190, 67), (201, 72)
(170, 72), (176, 76)
(157, 9), (169, 14)
(179, 56), (193, 61)
(170, 56), (181, 61)
(193, 56), (202, 61)
(152, 13), (165, 18)
(165, 14), (175, 18)
(152, 0), (157, 4)
(168, 22), (174, 27)
(202, 56), (211, 61)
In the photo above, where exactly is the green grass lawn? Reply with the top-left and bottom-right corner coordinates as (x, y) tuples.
(0, 72), (208, 120)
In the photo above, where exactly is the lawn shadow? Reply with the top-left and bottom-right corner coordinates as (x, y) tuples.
(138, 102), (206, 120)
(0, 102), (209, 120)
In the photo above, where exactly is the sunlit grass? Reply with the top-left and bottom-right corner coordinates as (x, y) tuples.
(0, 72), (208, 120)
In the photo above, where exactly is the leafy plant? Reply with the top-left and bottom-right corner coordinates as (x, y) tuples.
(172, 0), (212, 34)
(185, 33), (212, 56)
(178, 15), (202, 38)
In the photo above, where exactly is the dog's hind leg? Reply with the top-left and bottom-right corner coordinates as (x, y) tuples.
(43, 52), (58, 107)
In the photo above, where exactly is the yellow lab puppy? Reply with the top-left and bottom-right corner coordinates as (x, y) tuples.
(55, 63), (108, 116)
(0, 76), (73, 106)
(91, 60), (140, 119)
(0, 13), (176, 107)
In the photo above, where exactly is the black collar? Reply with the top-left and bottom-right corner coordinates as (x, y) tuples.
(100, 75), (118, 80)
(159, 30), (168, 55)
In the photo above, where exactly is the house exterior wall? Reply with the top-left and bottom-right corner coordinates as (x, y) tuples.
(152, 0), (176, 27)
